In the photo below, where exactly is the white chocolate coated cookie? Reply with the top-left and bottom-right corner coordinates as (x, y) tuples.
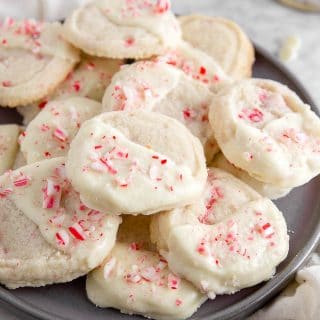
(211, 153), (291, 200)
(0, 158), (121, 288)
(63, 0), (181, 59)
(155, 41), (229, 92)
(210, 79), (320, 188)
(0, 125), (20, 174)
(20, 97), (102, 164)
(66, 111), (207, 215)
(150, 168), (289, 297)
(86, 242), (206, 320)
(18, 55), (123, 125)
(179, 15), (254, 79)
(151, 168), (261, 252)
(102, 61), (218, 161)
(0, 19), (80, 107)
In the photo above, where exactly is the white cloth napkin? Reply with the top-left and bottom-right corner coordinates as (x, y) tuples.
(0, 1), (319, 319)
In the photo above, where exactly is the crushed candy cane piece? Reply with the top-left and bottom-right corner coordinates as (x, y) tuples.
(103, 257), (117, 279)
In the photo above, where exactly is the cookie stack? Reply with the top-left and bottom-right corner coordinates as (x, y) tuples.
(0, 1), (319, 319)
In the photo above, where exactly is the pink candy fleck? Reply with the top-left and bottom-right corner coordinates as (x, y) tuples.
(53, 128), (68, 142)
(103, 257), (117, 279)
(68, 222), (86, 241)
(55, 230), (69, 246)
(154, 0), (170, 13)
(13, 176), (30, 187)
(168, 273), (180, 290)
(42, 179), (62, 209)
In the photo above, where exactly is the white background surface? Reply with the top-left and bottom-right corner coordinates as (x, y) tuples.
(0, 1), (320, 319)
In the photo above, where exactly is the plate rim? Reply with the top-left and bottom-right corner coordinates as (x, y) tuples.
(0, 44), (320, 320)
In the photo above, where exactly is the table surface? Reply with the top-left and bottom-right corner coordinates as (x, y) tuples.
(1, 0), (320, 319)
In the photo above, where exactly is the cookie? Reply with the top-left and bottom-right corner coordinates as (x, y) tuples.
(63, 0), (181, 59)
(66, 111), (207, 215)
(102, 61), (218, 161)
(86, 215), (206, 320)
(0, 19), (80, 107)
(150, 168), (289, 298)
(0, 124), (20, 174)
(211, 153), (291, 200)
(20, 97), (102, 164)
(155, 41), (230, 92)
(18, 54), (123, 125)
(179, 15), (255, 79)
(209, 79), (320, 188)
(0, 157), (121, 288)
(117, 215), (155, 251)
(12, 150), (27, 170)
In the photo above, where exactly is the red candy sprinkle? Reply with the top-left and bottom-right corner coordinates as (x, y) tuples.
(125, 37), (135, 47)
(68, 222), (86, 241)
(55, 230), (69, 246)
(13, 177), (30, 187)
(0, 188), (13, 198)
(42, 179), (62, 209)
(2, 81), (12, 87)
(240, 108), (264, 123)
(199, 66), (206, 75)
(38, 100), (48, 109)
(72, 80), (81, 92)
(175, 299), (182, 306)
(168, 273), (180, 290)
(154, 0), (170, 13)
(53, 128), (68, 142)
(161, 159), (167, 165)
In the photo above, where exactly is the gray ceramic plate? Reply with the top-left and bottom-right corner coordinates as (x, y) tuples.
(0, 45), (320, 320)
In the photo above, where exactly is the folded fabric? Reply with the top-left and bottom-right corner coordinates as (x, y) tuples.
(249, 251), (320, 320)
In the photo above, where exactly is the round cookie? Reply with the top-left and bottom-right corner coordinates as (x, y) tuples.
(209, 79), (320, 188)
(18, 55), (123, 125)
(0, 19), (80, 107)
(155, 41), (230, 92)
(211, 153), (291, 200)
(150, 168), (289, 298)
(179, 15), (255, 79)
(66, 111), (207, 215)
(102, 61), (218, 161)
(86, 215), (206, 320)
(20, 97), (102, 164)
(63, 0), (181, 59)
(0, 157), (121, 288)
(0, 124), (20, 174)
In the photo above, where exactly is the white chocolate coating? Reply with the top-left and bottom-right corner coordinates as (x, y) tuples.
(0, 125), (20, 174)
(150, 168), (289, 297)
(20, 97), (102, 164)
(102, 61), (218, 161)
(66, 111), (207, 215)
(209, 79), (320, 188)
(155, 41), (229, 92)
(211, 153), (291, 200)
(63, 0), (181, 59)
(0, 19), (79, 107)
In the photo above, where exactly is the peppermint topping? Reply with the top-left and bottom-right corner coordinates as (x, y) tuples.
(104, 257), (117, 279)
(42, 178), (62, 209)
